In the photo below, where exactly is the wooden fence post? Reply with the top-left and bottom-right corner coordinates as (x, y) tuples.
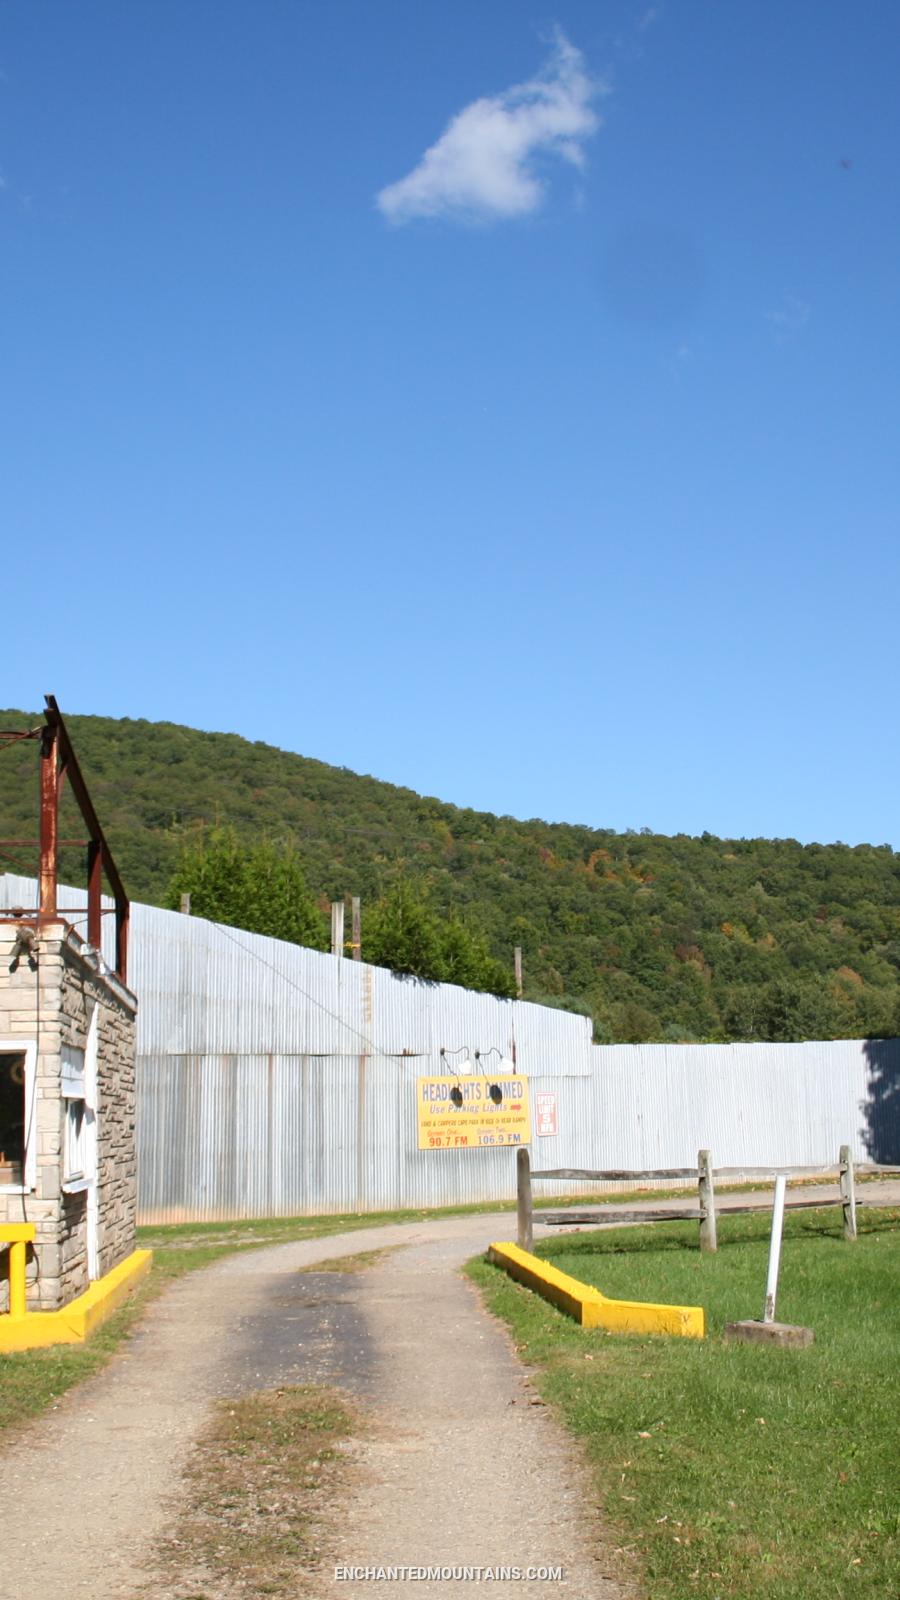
(839, 1144), (857, 1240)
(698, 1148), (717, 1253)
(517, 1146), (533, 1252)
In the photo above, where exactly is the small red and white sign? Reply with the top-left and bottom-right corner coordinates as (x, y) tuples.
(535, 1091), (558, 1137)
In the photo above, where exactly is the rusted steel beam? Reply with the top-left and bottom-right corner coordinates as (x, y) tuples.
(39, 723), (60, 920)
(43, 698), (128, 910)
(0, 839), (88, 847)
(87, 839), (102, 950)
(0, 906), (114, 919)
(8, 698), (130, 982)
(115, 898), (129, 981)
(43, 695), (130, 982)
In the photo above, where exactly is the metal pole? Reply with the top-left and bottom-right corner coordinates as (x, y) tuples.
(9, 1239), (27, 1318)
(115, 897), (130, 985)
(516, 1146), (533, 1252)
(331, 900), (344, 958)
(763, 1174), (787, 1323)
(39, 724), (59, 920)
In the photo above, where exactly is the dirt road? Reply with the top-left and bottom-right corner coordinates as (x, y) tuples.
(0, 1215), (622, 1600)
(2, 1184), (896, 1600)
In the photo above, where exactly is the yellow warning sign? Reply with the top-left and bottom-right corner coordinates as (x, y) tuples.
(416, 1075), (531, 1150)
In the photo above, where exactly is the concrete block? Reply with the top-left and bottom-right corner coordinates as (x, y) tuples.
(39, 1244), (61, 1277)
(40, 1166), (60, 1202)
(724, 1319), (814, 1348)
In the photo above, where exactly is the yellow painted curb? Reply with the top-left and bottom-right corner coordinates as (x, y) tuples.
(488, 1241), (705, 1339)
(0, 1249), (153, 1352)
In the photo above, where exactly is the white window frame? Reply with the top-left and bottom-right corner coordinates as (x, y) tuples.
(63, 1101), (88, 1191)
(0, 1037), (38, 1193)
(61, 1044), (89, 1194)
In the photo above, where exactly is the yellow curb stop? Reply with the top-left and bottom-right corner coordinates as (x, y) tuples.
(0, 1247), (153, 1352)
(488, 1241), (704, 1338)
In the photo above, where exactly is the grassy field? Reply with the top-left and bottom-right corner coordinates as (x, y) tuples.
(468, 1207), (900, 1600)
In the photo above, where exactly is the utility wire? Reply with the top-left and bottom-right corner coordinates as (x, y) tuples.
(213, 920), (382, 1057)
(213, 923), (491, 1070)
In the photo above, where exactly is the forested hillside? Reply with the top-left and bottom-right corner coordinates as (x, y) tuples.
(2, 708), (898, 1043)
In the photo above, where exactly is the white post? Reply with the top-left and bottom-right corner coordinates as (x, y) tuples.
(331, 900), (345, 958)
(763, 1174), (787, 1323)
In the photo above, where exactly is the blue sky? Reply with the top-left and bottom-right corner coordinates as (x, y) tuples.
(2, 2), (898, 846)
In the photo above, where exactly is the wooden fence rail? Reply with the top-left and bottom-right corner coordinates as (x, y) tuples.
(516, 1147), (899, 1253)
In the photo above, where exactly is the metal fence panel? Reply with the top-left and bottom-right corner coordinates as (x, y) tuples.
(3, 874), (897, 1222)
(0, 875), (592, 1068)
(134, 1036), (898, 1223)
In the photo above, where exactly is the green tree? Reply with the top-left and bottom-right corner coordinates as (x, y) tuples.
(439, 915), (518, 998)
(362, 879), (442, 979)
(363, 880), (516, 998)
(5, 707), (899, 1043)
(165, 826), (327, 949)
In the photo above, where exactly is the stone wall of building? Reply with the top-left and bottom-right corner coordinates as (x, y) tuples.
(0, 921), (137, 1312)
(94, 966), (137, 1277)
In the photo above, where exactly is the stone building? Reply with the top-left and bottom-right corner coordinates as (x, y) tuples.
(0, 698), (138, 1313)
(0, 923), (137, 1310)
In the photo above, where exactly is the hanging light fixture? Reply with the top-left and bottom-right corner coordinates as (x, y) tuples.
(473, 1049), (505, 1105)
(440, 1046), (470, 1109)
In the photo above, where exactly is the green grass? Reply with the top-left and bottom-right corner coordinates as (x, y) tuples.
(467, 1208), (900, 1600)
(0, 1281), (161, 1435)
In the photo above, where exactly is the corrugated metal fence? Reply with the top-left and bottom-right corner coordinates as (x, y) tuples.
(3, 873), (897, 1221)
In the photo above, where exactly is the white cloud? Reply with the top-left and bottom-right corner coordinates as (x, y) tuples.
(764, 296), (811, 340)
(376, 32), (603, 224)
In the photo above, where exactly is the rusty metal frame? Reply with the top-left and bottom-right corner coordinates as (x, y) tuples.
(1, 696), (130, 983)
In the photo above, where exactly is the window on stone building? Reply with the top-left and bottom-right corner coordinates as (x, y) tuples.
(0, 1052), (26, 1186)
(0, 1040), (37, 1191)
(64, 1100), (87, 1185)
(62, 1044), (87, 1191)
